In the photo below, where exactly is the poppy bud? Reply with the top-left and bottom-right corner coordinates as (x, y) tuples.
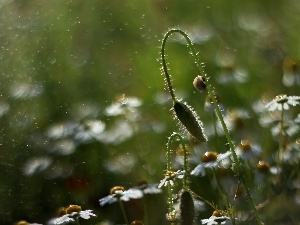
(193, 75), (207, 92)
(180, 190), (195, 225)
(173, 100), (207, 142)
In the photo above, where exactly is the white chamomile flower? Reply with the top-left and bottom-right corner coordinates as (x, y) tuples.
(134, 181), (163, 194)
(266, 94), (300, 112)
(235, 139), (261, 160)
(191, 151), (231, 177)
(99, 186), (143, 206)
(295, 113), (300, 123)
(48, 205), (96, 225)
(271, 120), (299, 137)
(74, 119), (106, 143)
(104, 95), (142, 117)
(16, 221), (42, 225)
(201, 216), (233, 225)
(158, 170), (185, 188)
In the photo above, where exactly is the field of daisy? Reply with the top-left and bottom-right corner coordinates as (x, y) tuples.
(1, 1), (300, 225)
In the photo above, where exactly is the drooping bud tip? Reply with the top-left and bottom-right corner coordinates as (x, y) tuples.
(193, 75), (207, 92)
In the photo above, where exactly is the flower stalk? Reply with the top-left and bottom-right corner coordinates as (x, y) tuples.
(167, 132), (189, 189)
(165, 132), (190, 214)
(277, 105), (285, 182)
(160, 28), (263, 225)
(118, 198), (129, 225)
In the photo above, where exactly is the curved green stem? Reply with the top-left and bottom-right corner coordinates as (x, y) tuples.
(161, 28), (262, 224)
(167, 183), (174, 212)
(161, 32), (176, 102)
(166, 134), (174, 212)
(167, 132), (188, 189)
(212, 114), (219, 149)
(165, 132), (189, 213)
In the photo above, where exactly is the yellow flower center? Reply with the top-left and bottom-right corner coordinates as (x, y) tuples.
(201, 151), (218, 163)
(257, 161), (270, 174)
(239, 139), (252, 152)
(66, 205), (82, 214)
(275, 94), (287, 104)
(57, 207), (67, 216)
(165, 170), (176, 177)
(15, 221), (30, 225)
(110, 186), (125, 195)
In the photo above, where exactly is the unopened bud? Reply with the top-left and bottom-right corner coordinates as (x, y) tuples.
(173, 100), (207, 142)
(180, 190), (195, 225)
(193, 75), (206, 92)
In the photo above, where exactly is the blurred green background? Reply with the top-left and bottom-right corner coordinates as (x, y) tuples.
(1, 0), (300, 224)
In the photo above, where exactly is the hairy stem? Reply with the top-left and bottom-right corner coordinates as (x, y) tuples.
(168, 132), (189, 189)
(161, 28), (262, 224)
(161, 32), (176, 101)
